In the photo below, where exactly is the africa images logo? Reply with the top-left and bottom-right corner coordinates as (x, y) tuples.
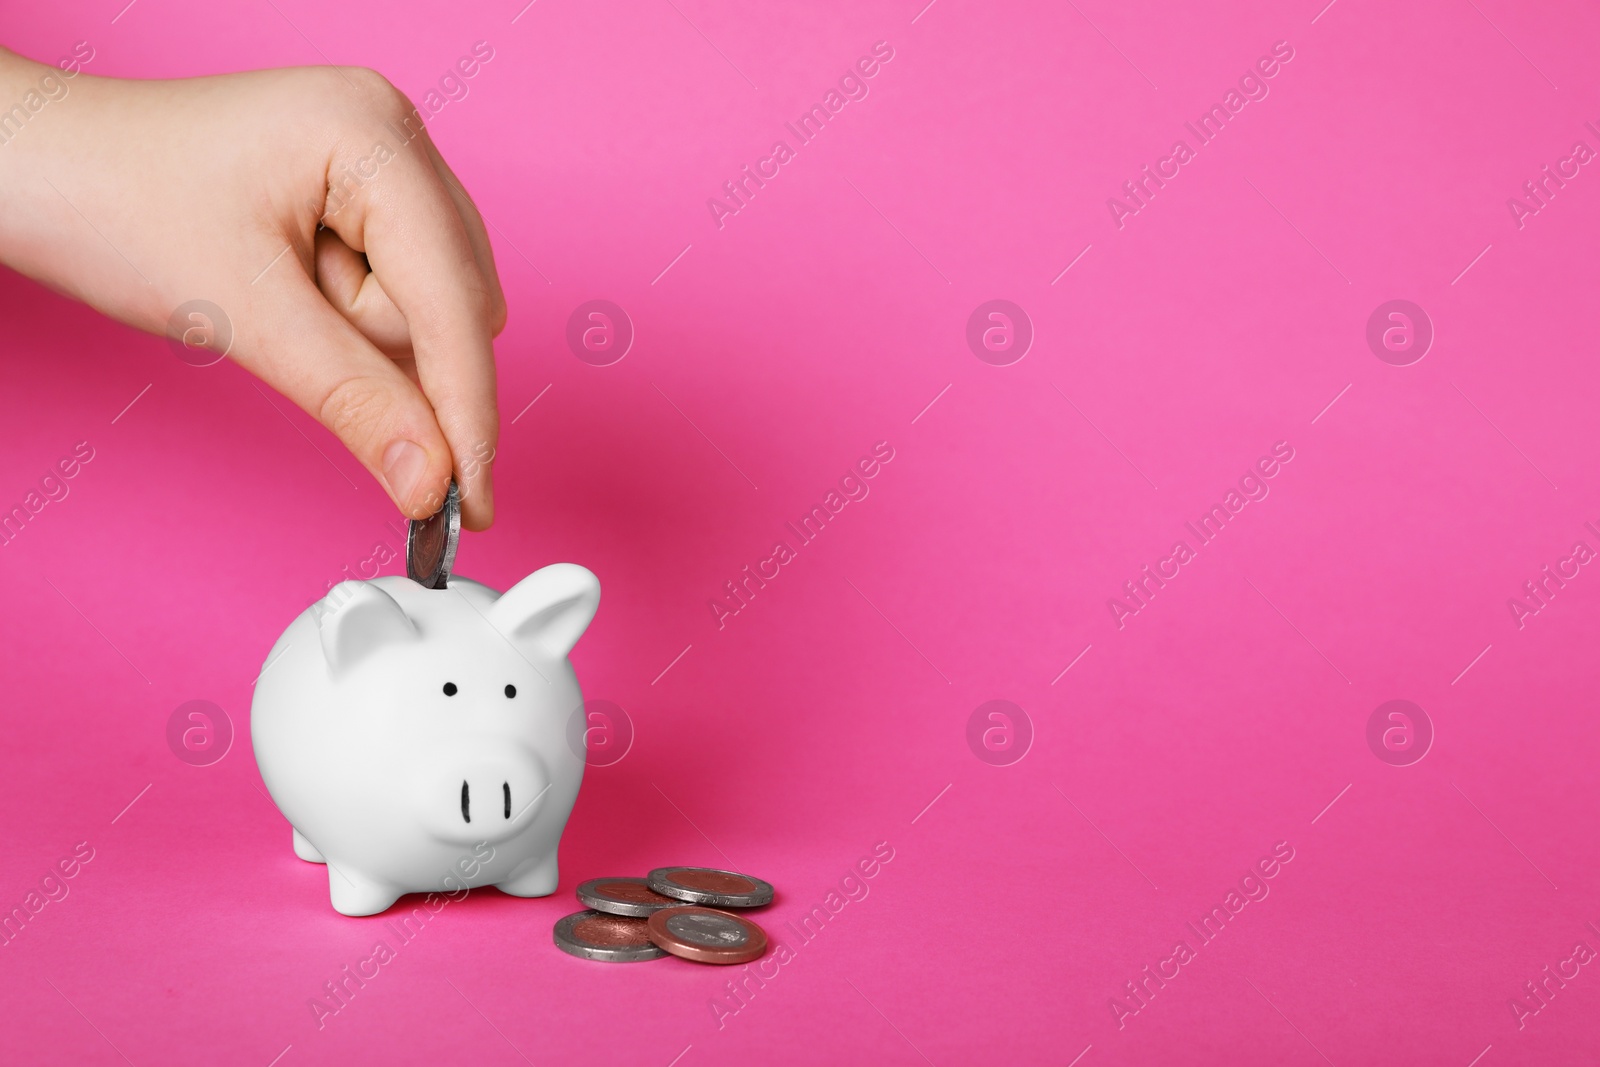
(1105, 41), (1296, 230)
(708, 442), (895, 630)
(705, 42), (896, 229)
(1106, 442), (1295, 629)
(1108, 841), (1296, 1029)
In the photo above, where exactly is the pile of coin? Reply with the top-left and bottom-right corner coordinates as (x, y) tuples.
(555, 866), (775, 964)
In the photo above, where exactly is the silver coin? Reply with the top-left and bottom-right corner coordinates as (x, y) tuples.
(406, 479), (460, 589)
(647, 866), (775, 908)
(552, 910), (666, 963)
(577, 876), (681, 917)
(666, 910), (751, 948)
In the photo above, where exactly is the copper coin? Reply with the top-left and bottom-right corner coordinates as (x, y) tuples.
(647, 866), (775, 908)
(647, 906), (768, 965)
(553, 910), (666, 962)
(577, 876), (681, 917)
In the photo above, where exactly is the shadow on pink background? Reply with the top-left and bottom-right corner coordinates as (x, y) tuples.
(4, 0), (1600, 1063)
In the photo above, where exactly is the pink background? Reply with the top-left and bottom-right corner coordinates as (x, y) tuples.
(4, 0), (1600, 1063)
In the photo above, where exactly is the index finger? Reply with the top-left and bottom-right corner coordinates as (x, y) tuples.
(321, 119), (500, 530)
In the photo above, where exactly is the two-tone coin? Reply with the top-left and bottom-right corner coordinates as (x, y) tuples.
(647, 906), (768, 965)
(406, 479), (460, 589)
(647, 866), (774, 908)
(577, 877), (681, 917)
(553, 910), (666, 963)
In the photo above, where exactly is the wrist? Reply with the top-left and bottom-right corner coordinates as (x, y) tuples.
(0, 43), (98, 150)
(0, 46), (127, 312)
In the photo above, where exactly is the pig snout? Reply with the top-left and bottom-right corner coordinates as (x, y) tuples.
(414, 744), (550, 845)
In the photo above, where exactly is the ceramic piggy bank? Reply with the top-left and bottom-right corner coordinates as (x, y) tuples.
(251, 564), (600, 916)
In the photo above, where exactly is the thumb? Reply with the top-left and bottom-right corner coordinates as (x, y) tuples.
(228, 267), (455, 518)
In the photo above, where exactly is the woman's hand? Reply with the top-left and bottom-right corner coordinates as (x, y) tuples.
(0, 47), (505, 528)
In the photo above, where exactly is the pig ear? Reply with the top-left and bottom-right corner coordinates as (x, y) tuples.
(317, 582), (417, 673)
(487, 564), (600, 658)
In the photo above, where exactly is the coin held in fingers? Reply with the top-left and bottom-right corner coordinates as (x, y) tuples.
(647, 866), (775, 908)
(553, 910), (667, 962)
(406, 479), (460, 589)
(648, 906), (768, 965)
(577, 877), (682, 917)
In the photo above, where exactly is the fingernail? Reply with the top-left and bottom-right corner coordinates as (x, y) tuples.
(381, 439), (429, 513)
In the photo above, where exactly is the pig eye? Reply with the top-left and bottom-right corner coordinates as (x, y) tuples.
(442, 682), (458, 696)
(504, 685), (516, 698)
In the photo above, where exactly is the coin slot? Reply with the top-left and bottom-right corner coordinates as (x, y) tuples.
(443, 682), (458, 696)
(461, 780), (470, 823)
(503, 782), (510, 819)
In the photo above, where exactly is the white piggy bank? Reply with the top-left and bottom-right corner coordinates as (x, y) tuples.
(251, 564), (600, 916)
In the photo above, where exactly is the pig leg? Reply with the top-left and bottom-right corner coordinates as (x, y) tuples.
(327, 865), (401, 917)
(292, 828), (325, 863)
(494, 852), (559, 898)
